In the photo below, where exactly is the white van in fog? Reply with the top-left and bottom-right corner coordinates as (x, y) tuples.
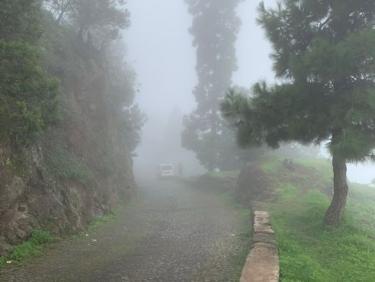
(158, 163), (175, 178)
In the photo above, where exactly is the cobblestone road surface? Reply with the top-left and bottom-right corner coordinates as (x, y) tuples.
(0, 178), (249, 282)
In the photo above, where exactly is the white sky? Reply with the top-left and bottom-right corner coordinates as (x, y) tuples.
(125, 0), (197, 118)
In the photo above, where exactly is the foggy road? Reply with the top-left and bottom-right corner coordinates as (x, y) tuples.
(0, 179), (249, 282)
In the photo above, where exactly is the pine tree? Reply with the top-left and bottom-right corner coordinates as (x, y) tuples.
(182, 0), (243, 170)
(222, 0), (375, 226)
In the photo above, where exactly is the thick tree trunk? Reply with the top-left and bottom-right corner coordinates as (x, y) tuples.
(324, 153), (348, 226)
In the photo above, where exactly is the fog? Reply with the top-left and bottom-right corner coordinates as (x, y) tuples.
(126, 0), (374, 183)
(5, 1), (375, 279)
(125, 0), (199, 176)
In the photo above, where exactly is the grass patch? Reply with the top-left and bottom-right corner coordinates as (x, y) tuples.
(260, 157), (375, 281)
(260, 157), (282, 174)
(207, 170), (240, 179)
(0, 211), (119, 268)
(0, 230), (54, 268)
(87, 210), (118, 232)
(293, 157), (332, 180)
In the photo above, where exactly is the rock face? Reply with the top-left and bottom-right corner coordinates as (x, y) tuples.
(240, 211), (279, 282)
(0, 67), (136, 255)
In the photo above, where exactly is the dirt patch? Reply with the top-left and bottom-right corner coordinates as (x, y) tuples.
(236, 165), (272, 206)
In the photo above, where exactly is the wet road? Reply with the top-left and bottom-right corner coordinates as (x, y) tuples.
(0, 179), (249, 282)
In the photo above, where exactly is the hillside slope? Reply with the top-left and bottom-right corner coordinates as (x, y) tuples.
(0, 8), (138, 256)
(240, 158), (375, 281)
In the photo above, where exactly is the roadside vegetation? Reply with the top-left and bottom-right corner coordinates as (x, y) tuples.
(87, 210), (118, 232)
(258, 157), (375, 281)
(0, 230), (54, 268)
(0, 208), (121, 269)
(45, 146), (94, 185)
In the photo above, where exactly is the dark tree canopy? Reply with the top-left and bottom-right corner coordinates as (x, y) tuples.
(183, 0), (243, 170)
(223, 0), (375, 225)
(45, 0), (130, 49)
(0, 0), (43, 43)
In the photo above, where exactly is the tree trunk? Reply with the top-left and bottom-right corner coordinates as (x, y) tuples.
(324, 152), (348, 226)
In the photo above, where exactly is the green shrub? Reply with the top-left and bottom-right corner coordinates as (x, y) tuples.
(1, 229), (54, 266)
(0, 40), (59, 146)
(45, 146), (94, 184)
(9, 241), (42, 261)
(29, 229), (53, 245)
(88, 211), (117, 231)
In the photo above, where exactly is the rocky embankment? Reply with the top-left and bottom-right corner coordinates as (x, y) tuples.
(0, 67), (135, 256)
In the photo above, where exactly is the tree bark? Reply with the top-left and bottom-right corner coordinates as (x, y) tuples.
(324, 152), (348, 226)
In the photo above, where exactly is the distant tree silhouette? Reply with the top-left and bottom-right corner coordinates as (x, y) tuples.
(182, 0), (243, 170)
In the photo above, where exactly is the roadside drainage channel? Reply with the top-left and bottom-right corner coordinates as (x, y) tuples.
(240, 210), (280, 282)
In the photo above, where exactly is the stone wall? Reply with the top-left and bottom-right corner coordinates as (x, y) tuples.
(240, 211), (279, 282)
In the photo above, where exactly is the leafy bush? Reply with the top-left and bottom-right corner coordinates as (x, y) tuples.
(45, 146), (94, 184)
(0, 0), (42, 43)
(88, 211), (117, 231)
(29, 229), (53, 245)
(0, 40), (59, 146)
(9, 241), (42, 262)
(0, 229), (54, 266)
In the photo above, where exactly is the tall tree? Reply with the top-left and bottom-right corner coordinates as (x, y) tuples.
(44, 0), (129, 49)
(72, 0), (129, 46)
(223, 0), (375, 226)
(182, 0), (243, 171)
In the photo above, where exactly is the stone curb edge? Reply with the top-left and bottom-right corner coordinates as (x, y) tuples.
(240, 210), (280, 282)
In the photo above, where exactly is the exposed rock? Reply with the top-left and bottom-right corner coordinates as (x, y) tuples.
(0, 237), (13, 257)
(0, 176), (26, 213)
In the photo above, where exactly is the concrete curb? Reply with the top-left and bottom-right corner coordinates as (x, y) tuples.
(240, 211), (279, 282)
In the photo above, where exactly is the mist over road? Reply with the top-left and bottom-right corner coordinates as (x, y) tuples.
(0, 178), (248, 282)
